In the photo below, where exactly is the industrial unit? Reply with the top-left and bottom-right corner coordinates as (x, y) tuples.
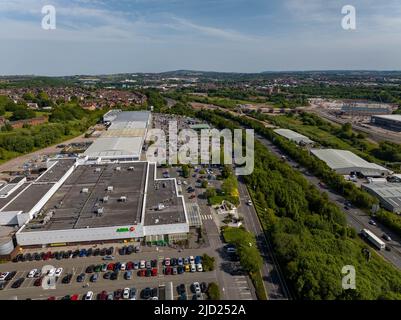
(311, 149), (392, 177)
(362, 183), (401, 214)
(274, 128), (314, 146)
(341, 103), (392, 116)
(371, 114), (401, 132)
(85, 110), (151, 161)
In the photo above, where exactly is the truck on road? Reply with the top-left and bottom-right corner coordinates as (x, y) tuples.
(360, 229), (386, 250)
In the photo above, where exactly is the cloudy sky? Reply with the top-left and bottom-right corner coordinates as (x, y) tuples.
(0, 0), (400, 75)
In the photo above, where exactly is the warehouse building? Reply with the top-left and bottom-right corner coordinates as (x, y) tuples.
(274, 128), (314, 146)
(85, 111), (151, 161)
(362, 183), (401, 214)
(341, 104), (392, 116)
(311, 149), (392, 177)
(14, 161), (189, 247)
(371, 114), (401, 132)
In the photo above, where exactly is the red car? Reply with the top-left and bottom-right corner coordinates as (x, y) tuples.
(137, 269), (146, 277)
(98, 291), (108, 300)
(107, 263), (115, 271)
(189, 194), (196, 199)
(71, 295), (79, 301)
(151, 268), (158, 277)
(34, 277), (43, 287)
(126, 262), (133, 270)
(164, 266), (172, 275)
(47, 296), (56, 300)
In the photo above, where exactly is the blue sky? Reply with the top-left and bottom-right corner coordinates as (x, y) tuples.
(0, 0), (401, 75)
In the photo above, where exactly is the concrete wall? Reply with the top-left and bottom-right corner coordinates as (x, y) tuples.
(0, 211), (20, 226)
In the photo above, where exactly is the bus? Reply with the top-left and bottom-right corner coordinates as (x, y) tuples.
(360, 229), (386, 250)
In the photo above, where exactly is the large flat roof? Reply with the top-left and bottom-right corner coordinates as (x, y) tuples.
(2, 183), (54, 213)
(311, 149), (390, 175)
(363, 183), (401, 212)
(144, 164), (186, 226)
(84, 137), (143, 158)
(372, 114), (401, 122)
(22, 162), (147, 232)
(36, 159), (76, 183)
(113, 111), (150, 123)
(274, 129), (314, 144)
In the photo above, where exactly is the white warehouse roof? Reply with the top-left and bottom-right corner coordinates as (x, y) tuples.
(372, 114), (401, 122)
(84, 137), (143, 159)
(311, 149), (391, 176)
(274, 129), (314, 145)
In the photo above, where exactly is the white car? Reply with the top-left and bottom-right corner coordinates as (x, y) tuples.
(247, 200), (253, 206)
(193, 282), (201, 294)
(189, 256), (195, 265)
(85, 291), (94, 300)
(28, 269), (38, 278)
(140, 260), (146, 269)
(196, 264), (203, 272)
(55, 268), (63, 277)
(164, 258), (170, 267)
(190, 264), (196, 273)
(47, 268), (56, 277)
(120, 263), (126, 271)
(0, 272), (9, 281)
(123, 288), (130, 300)
(177, 180), (182, 185)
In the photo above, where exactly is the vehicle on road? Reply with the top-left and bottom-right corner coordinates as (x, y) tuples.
(361, 229), (386, 250)
(369, 220), (377, 226)
(382, 233), (392, 241)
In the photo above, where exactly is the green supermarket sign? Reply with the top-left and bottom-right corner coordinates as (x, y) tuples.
(116, 227), (135, 233)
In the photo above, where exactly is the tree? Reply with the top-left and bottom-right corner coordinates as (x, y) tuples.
(182, 164), (190, 178)
(202, 254), (215, 271)
(207, 283), (220, 300)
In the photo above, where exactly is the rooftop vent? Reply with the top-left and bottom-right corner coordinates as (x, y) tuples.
(158, 203), (165, 211)
(120, 196), (127, 203)
(95, 168), (101, 172)
(128, 166), (135, 171)
(115, 167), (121, 171)
(102, 196), (109, 203)
(97, 207), (104, 215)
(82, 188), (89, 194)
(107, 186), (114, 192)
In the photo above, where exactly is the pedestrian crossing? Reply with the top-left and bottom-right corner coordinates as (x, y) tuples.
(201, 215), (213, 221)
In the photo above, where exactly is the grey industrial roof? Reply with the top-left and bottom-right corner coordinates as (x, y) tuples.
(2, 183), (54, 213)
(362, 183), (401, 211)
(22, 162), (147, 232)
(372, 114), (401, 122)
(144, 163), (186, 226)
(36, 159), (76, 183)
(274, 129), (314, 144)
(113, 111), (151, 123)
(311, 149), (390, 174)
(0, 183), (30, 211)
(84, 137), (143, 158)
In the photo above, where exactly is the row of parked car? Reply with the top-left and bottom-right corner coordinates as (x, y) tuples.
(163, 256), (204, 274)
(12, 247), (115, 263)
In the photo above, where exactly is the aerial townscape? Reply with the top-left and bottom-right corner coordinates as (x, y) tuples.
(0, 0), (401, 312)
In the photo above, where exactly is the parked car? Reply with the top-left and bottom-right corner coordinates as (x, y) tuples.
(0, 272), (9, 281)
(90, 273), (99, 282)
(85, 291), (94, 300)
(62, 274), (73, 284)
(5, 271), (16, 281)
(103, 272), (112, 280)
(34, 277), (43, 287)
(123, 288), (130, 299)
(71, 294), (79, 301)
(114, 289), (123, 300)
(192, 282), (201, 294)
(200, 282), (208, 293)
(98, 291), (108, 300)
(86, 265), (95, 273)
(190, 264), (196, 273)
(77, 273), (85, 282)
(11, 278), (24, 289)
(55, 268), (63, 277)
(110, 271), (119, 280)
(129, 288), (137, 300)
(141, 287), (152, 300)
(124, 271), (133, 280)
(197, 264), (203, 272)
(140, 260), (146, 269)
